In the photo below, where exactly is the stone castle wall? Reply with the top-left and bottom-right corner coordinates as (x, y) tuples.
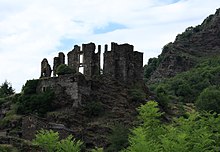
(41, 42), (143, 84)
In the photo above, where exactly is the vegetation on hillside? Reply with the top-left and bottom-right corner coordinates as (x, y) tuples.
(123, 101), (220, 152)
(147, 56), (220, 113)
(56, 64), (75, 76)
(0, 80), (15, 98)
(17, 80), (55, 116)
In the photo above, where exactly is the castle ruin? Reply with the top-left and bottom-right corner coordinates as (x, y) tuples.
(38, 42), (143, 107)
(40, 42), (143, 84)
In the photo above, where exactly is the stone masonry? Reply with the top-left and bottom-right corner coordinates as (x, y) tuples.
(103, 42), (143, 84)
(40, 42), (143, 84)
(39, 42), (143, 107)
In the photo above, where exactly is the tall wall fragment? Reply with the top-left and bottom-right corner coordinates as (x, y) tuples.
(103, 42), (143, 84)
(40, 58), (52, 78)
(53, 52), (65, 76)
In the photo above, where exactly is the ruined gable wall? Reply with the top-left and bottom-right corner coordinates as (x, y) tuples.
(67, 45), (81, 73)
(103, 42), (143, 84)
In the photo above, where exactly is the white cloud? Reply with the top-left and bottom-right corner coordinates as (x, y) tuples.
(0, 0), (220, 92)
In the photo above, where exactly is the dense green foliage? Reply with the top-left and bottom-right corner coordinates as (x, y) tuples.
(56, 64), (75, 76)
(33, 129), (83, 152)
(0, 80), (15, 98)
(148, 57), (220, 112)
(84, 101), (104, 117)
(106, 124), (129, 152)
(17, 80), (54, 116)
(128, 88), (146, 102)
(22, 79), (39, 94)
(123, 101), (220, 152)
(196, 86), (220, 113)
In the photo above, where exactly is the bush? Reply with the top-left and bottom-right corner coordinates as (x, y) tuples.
(84, 101), (104, 117)
(106, 124), (129, 152)
(17, 90), (54, 116)
(129, 89), (146, 102)
(56, 64), (75, 76)
(33, 130), (59, 152)
(196, 86), (220, 113)
(22, 80), (39, 95)
(123, 101), (220, 152)
(33, 129), (83, 152)
(148, 57), (220, 104)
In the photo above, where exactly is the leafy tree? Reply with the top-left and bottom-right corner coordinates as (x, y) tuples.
(17, 80), (54, 116)
(148, 56), (220, 105)
(196, 86), (220, 113)
(33, 130), (59, 152)
(33, 129), (83, 152)
(17, 90), (54, 116)
(57, 135), (83, 152)
(22, 79), (39, 94)
(123, 101), (220, 152)
(0, 80), (15, 98)
(106, 124), (129, 152)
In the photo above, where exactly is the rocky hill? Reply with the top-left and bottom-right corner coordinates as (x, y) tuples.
(146, 8), (220, 83)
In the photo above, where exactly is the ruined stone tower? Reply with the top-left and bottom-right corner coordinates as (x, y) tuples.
(40, 58), (52, 78)
(103, 42), (143, 84)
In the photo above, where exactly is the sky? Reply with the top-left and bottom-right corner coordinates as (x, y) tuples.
(0, 0), (220, 92)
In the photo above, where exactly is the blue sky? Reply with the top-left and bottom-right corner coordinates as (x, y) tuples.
(0, 0), (220, 92)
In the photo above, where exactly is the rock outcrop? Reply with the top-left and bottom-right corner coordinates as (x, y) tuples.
(147, 8), (220, 83)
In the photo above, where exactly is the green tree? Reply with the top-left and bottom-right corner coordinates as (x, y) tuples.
(33, 129), (83, 152)
(106, 124), (129, 152)
(0, 80), (15, 98)
(123, 101), (220, 152)
(33, 130), (59, 152)
(57, 135), (83, 152)
(196, 86), (220, 113)
(123, 101), (164, 152)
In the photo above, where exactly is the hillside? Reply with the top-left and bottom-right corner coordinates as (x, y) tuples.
(145, 8), (220, 83)
(1, 8), (220, 152)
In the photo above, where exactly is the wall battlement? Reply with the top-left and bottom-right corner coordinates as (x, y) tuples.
(40, 42), (143, 84)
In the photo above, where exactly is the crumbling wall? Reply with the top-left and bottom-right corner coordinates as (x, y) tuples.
(39, 42), (143, 87)
(53, 52), (65, 76)
(103, 42), (143, 84)
(67, 43), (100, 79)
(67, 45), (81, 73)
(40, 58), (52, 78)
(37, 73), (91, 107)
(82, 43), (100, 79)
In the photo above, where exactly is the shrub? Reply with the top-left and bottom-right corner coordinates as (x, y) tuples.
(33, 129), (83, 152)
(123, 101), (220, 152)
(22, 80), (39, 95)
(58, 135), (83, 152)
(33, 130), (59, 152)
(84, 101), (104, 117)
(17, 90), (54, 116)
(106, 124), (129, 152)
(129, 89), (146, 102)
(196, 86), (220, 113)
